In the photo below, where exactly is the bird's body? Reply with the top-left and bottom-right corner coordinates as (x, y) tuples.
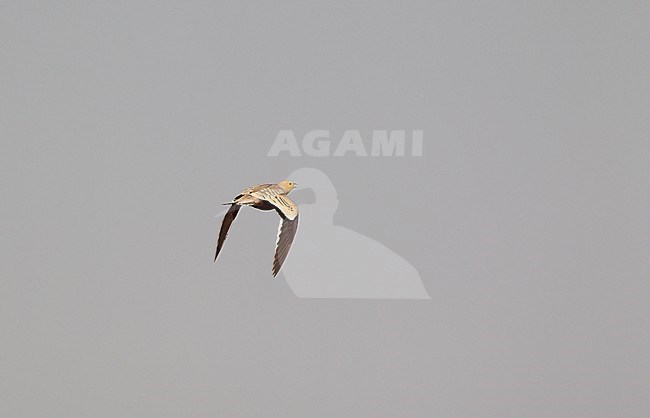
(215, 180), (299, 276)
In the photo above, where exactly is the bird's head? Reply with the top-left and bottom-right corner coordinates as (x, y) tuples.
(278, 180), (297, 193)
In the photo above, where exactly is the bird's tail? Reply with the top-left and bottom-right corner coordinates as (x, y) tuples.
(226, 195), (257, 206)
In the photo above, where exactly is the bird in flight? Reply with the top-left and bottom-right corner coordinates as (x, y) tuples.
(214, 180), (299, 276)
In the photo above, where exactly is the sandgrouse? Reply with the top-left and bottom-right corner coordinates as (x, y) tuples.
(214, 180), (299, 276)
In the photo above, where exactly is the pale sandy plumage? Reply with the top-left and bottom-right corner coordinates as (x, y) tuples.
(214, 180), (299, 276)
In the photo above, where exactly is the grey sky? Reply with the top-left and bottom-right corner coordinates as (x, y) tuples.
(1, 1), (649, 417)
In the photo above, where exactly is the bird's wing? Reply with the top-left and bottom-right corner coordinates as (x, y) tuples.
(272, 213), (299, 277)
(214, 204), (241, 262)
(258, 193), (299, 276)
(243, 183), (273, 194)
(252, 188), (298, 220)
